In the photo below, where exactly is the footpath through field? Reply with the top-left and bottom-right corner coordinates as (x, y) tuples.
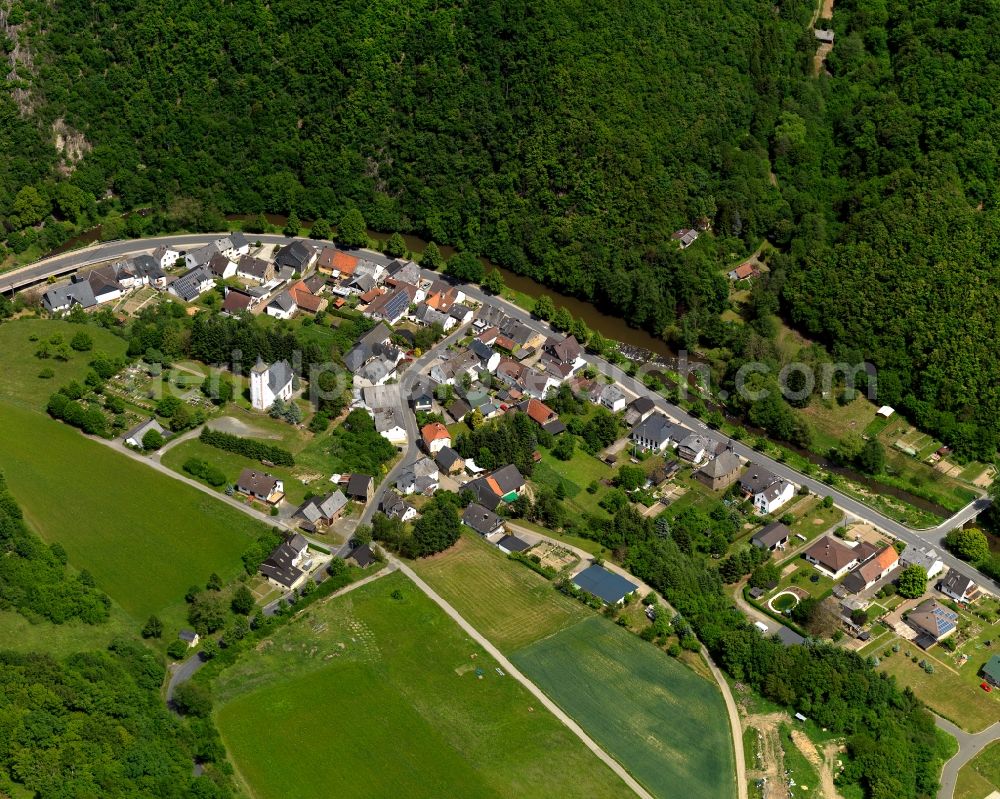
(506, 522), (747, 799)
(392, 556), (656, 799)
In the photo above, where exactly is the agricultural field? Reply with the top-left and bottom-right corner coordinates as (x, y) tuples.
(511, 616), (737, 799)
(410, 532), (588, 651)
(212, 572), (628, 799)
(0, 400), (266, 623)
(955, 741), (1000, 799)
(0, 318), (128, 409)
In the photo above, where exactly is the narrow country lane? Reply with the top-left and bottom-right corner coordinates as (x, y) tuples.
(934, 715), (1000, 799)
(391, 556), (657, 799)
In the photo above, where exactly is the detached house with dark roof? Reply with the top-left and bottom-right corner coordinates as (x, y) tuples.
(907, 599), (958, 648)
(236, 469), (285, 505)
(293, 491), (348, 530)
(938, 571), (981, 604)
(842, 545), (900, 594)
(695, 450), (743, 491)
(274, 240), (316, 272)
(751, 522), (790, 551)
(630, 414), (686, 453)
(236, 255), (273, 284)
(803, 536), (860, 579)
(462, 503), (505, 537)
(260, 533), (311, 590)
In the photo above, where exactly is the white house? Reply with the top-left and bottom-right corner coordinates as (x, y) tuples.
(123, 417), (165, 448)
(754, 479), (795, 514)
(250, 359), (294, 411)
(265, 290), (298, 320)
(600, 383), (628, 412)
(152, 245), (181, 270)
(373, 407), (408, 445)
(938, 571), (981, 604)
(421, 422), (451, 454)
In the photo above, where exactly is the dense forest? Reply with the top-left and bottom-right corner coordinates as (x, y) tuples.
(4, 0), (999, 452)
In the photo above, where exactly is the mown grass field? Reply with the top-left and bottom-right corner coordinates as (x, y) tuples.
(511, 615), (737, 799)
(410, 532), (589, 651)
(213, 572), (628, 799)
(955, 741), (1000, 799)
(0, 318), (128, 409)
(0, 400), (266, 621)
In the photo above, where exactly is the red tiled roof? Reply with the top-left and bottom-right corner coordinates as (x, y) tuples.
(421, 422), (450, 446)
(732, 263), (756, 279)
(525, 398), (555, 425)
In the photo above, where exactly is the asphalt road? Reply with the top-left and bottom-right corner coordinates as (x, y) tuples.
(934, 715), (1000, 799)
(9, 233), (999, 591)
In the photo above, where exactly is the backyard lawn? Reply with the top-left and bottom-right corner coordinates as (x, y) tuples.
(0, 400), (267, 622)
(532, 446), (613, 517)
(875, 640), (1000, 733)
(0, 318), (128, 409)
(212, 572), (628, 799)
(511, 615), (737, 799)
(786, 496), (844, 542)
(410, 532), (588, 651)
(955, 741), (1000, 799)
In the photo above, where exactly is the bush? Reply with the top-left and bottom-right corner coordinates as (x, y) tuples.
(142, 429), (165, 450)
(182, 457), (227, 487)
(166, 640), (189, 660)
(141, 615), (163, 639)
(172, 681), (212, 717)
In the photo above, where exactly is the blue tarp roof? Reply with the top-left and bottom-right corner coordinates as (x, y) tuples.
(573, 565), (637, 604)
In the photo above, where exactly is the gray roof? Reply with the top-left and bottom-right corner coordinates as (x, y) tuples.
(629, 396), (655, 414)
(631, 414), (684, 446)
(477, 303), (509, 328)
(170, 267), (212, 302)
(345, 323), (392, 373)
(237, 254), (271, 278)
(470, 339), (495, 362)
(295, 491), (348, 523)
(740, 465), (780, 495)
(435, 446), (464, 471)
(462, 503), (503, 536)
(275, 240), (313, 270)
(229, 231), (250, 250)
(348, 544), (377, 567)
(449, 303), (473, 320)
(491, 464), (524, 494)
(497, 534), (531, 553)
(260, 535), (308, 588)
(697, 451), (742, 478)
(357, 358), (394, 385)
(940, 570), (977, 598)
(346, 473), (373, 499)
(751, 521), (790, 548)
(187, 243), (220, 266)
(414, 303), (449, 327)
(130, 253), (159, 276)
(237, 469), (281, 496)
(573, 565), (637, 604)
(43, 281), (96, 310)
(373, 407), (405, 434)
(268, 290), (298, 313)
(124, 417), (165, 443)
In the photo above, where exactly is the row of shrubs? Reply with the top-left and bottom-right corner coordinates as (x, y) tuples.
(183, 457), (227, 487)
(199, 428), (294, 466)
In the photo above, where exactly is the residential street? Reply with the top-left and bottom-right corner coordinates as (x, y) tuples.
(392, 555), (657, 799)
(934, 715), (1000, 799)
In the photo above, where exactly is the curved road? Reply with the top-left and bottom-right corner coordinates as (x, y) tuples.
(10, 231), (989, 592)
(935, 715), (1000, 799)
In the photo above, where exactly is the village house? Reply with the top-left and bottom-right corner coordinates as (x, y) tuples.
(317, 248), (356, 277)
(293, 491), (348, 531)
(265, 290), (298, 320)
(842, 545), (900, 594)
(396, 457), (439, 495)
(207, 252), (238, 280)
(435, 446), (465, 475)
(373, 407), (408, 445)
(695, 450), (743, 491)
(677, 433), (712, 464)
(260, 533), (311, 591)
(599, 383), (628, 412)
(250, 359), (294, 411)
(364, 286), (413, 325)
(379, 492), (418, 522)
(421, 422), (451, 454)
(751, 521), (791, 551)
(938, 571), (981, 604)
(236, 254), (273, 284)
(274, 240), (316, 273)
(907, 599), (958, 648)
(671, 228), (699, 249)
(623, 395), (656, 427)
(727, 262), (758, 281)
(462, 503), (505, 537)
(630, 413), (687, 453)
(152, 245), (181, 270)
(344, 473), (374, 504)
(168, 267), (215, 302)
(184, 242), (220, 269)
(236, 469), (285, 505)
(466, 464), (525, 511)
(43, 281), (97, 312)
(470, 339), (502, 373)
(540, 334), (585, 379)
(123, 418), (166, 448)
(739, 465), (794, 514)
(221, 287), (256, 315)
(803, 536), (861, 579)
(900, 543), (946, 581)
(518, 397), (565, 435)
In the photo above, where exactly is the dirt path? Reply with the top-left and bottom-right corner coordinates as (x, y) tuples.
(393, 557), (656, 799)
(746, 713), (790, 799)
(790, 729), (845, 799)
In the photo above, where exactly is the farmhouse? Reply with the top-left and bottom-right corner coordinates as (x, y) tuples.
(250, 358), (294, 411)
(462, 503), (505, 537)
(293, 491), (348, 530)
(695, 450), (743, 491)
(907, 598), (958, 648)
(841, 545), (900, 594)
(572, 565), (637, 605)
(260, 533), (311, 590)
(123, 417), (166, 448)
(274, 240), (316, 272)
(751, 521), (791, 552)
(803, 536), (860, 579)
(938, 571), (981, 604)
(236, 469), (285, 505)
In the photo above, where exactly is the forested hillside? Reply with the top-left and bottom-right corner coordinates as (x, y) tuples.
(3, 0), (1000, 455)
(774, 0), (1000, 457)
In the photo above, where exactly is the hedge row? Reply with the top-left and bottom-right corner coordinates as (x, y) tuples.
(199, 428), (294, 466)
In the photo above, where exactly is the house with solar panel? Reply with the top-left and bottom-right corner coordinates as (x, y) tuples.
(906, 598), (958, 649)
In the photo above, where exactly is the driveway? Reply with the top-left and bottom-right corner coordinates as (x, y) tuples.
(935, 715), (1000, 799)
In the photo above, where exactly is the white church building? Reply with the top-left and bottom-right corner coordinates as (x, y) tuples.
(250, 359), (294, 411)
